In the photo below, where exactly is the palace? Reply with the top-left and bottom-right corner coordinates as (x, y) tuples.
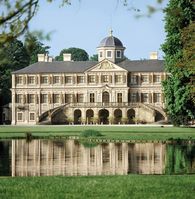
(11, 31), (167, 125)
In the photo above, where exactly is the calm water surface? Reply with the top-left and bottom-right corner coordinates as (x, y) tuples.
(0, 139), (195, 176)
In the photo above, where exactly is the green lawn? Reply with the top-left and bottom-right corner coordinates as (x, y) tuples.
(0, 125), (195, 140)
(0, 175), (195, 199)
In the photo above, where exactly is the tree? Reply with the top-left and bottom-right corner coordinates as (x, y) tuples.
(24, 33), (50, 64)
(55, 47), (89, 61)
(0, 0), (71, 43)
(0, 39), (30, 105)
(161, 0), (195, 126)
(90, 54), (98, 61)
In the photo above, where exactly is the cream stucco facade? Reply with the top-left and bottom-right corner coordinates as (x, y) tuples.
(11, 33), (167, 125)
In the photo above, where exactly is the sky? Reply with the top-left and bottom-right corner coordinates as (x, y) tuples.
(29, 0), (168, 60)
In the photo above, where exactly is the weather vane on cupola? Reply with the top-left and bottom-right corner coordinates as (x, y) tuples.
(109, 28), (113, 37)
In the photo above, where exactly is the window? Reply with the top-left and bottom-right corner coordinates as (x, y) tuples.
(53, 76), (60, 84)
(142, 75), (148, 83)
(106, 51), (112, 58)
(41, 94), (48, 103)
(16, 94), (23, 103)
(99, 51), (103, 58)
(154, 75), (161, 83)
(54, 94), (60, 103)
(17, 113), (23, 121)
(16, 76), (23, 84)
(90, 93), (95, 103)
(102, 75), (109, 83)
(154, 93), (161, 103)
(131, 75), (137, 84)
(77, 94), (84, 103)
(28, 76), (35, 84)
(65, 76), (72, 84)
(29, 112), (35, 121)
(117, 93), (122, 103)
(29, 94), (35, 104)
(142, 93), (148, 103)
(65, 94), (72, 103)
(41, 76), (48, 84)
(131, 93), (137, 102)
(115, 75), (122, 83)
(88, 75), (95, 83)
(78, 76), (85, 83)
(116, 50), (121, 58)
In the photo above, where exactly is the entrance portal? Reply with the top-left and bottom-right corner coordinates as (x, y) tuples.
(86, 109), (94, 124)
(102, 91), (109, 104)
(99, 109), (109, 124)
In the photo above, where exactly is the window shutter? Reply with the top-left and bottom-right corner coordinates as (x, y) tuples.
(96, 75), (98, 83)
(149, 75), (152, 83)
(123, 75), (126, 83)
(149, 93), (152, 103)
(72, 76), (75, 84)
(161, 74), (164, 81)
(109, 75), (112, 83)
(141, 93), (143, 103)
(161, 93), (164, 103)
(136, 92), (139, 102)
(23, 76), (26, 84)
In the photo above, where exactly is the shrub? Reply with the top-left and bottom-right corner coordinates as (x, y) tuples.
(80, 129), (102, 137)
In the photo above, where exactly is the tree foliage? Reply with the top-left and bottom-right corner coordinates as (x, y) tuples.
(162, 0), (195, 126)
(0, 0), (71, 43)
(89, 54), (98, 61)
(0, 39), (30, 105)
(24, 33), (50, 64)
(55, 47), (89, 61)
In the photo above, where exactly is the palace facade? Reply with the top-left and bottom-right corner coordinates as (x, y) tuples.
(11, 32), (167, 125)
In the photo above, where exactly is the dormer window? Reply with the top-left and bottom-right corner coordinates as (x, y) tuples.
(106, 51), (112, 58)
(116, 50), (121, 58)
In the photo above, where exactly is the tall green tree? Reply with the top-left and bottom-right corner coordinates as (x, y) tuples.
(0, 39), (30, 105)
(90, 54), (98, 61)
(162, 0), (195, 126)
(24, 33), (50, 64)
(55, 47), (89, 61)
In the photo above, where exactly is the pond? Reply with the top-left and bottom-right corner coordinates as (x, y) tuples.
(0, 139), (195, 176)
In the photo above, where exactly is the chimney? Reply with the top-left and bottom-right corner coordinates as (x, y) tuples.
(150, 52), (158, 60)
(37, 54), (45, 62)
(63, 53), (71, 61)
(48, 57), (53, 62)
(37, 54), (53, 62)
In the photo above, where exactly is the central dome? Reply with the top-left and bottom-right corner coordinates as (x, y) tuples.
(98, 36), (123, 47)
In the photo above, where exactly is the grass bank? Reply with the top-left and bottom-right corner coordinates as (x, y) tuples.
(0, 125), (195, 141)
(0, 175), (195, 199)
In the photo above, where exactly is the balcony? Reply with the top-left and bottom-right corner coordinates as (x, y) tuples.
(67, 102), (141, 108)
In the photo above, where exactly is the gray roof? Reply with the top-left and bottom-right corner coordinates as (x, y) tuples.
(12, 59), (164, 74)
(12, 61), (98, 74)
(98, 36), (123, 47)
(118, 59), (164, 72)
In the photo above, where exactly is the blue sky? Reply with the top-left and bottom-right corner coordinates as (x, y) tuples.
(29, 0), (168, 60)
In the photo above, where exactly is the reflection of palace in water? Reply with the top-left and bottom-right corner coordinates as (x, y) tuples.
(11, 140), (165, 177)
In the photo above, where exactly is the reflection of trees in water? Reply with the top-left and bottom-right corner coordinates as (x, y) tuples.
(165, 144), (195, 174)
(0, 141), (11, 176)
